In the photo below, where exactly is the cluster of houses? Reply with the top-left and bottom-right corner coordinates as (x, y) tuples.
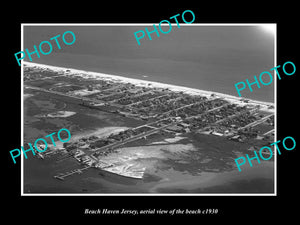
(73, 149), (96, 166)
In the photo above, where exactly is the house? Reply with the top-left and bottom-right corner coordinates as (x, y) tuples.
(87, 85), (93, 91)
(184, 128), (191, 133)
(248, 146), (256, 151)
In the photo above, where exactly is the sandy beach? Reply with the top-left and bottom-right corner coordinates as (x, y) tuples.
(149, 160), (274, 193)
(23, 61), (274, 110)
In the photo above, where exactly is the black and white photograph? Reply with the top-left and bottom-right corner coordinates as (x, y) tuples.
(4, 5), (298, 221)
(22, 24), (275, 195)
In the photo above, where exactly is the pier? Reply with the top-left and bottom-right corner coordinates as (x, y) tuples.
(54, 165), (92, 181)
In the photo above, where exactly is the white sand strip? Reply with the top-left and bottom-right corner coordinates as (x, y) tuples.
(23, 61), (274, 108)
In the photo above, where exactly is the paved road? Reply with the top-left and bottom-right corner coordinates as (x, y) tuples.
(91, 122), (176, 154)
(185, 102), (230, 121)
(26, 85), (100, 102)
(237, 114), (274, 131)
(126, 93), (171, 107)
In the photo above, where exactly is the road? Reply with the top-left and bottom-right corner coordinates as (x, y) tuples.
(185, 102), (230, 121)
(237, 114), (274, 131)
(126, 93), (171, 107)
(91, 122), (177, 154)
(89, 101), (233, 154)
(214, 108), (258, 125)
(263, 128), (275, 136)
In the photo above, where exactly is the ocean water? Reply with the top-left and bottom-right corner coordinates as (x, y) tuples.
(23, 25), (275, 102)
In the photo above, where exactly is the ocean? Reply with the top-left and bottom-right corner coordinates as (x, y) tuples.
(22, 25), (275, 194)
(23, 25), (275, 102)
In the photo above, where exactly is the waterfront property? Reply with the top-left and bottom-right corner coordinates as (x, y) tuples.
(15, 31), (76, 66)
(134, 9), (195, 45)
(10, 128), (71, 164)
(23, 62), (275, 185)
(235, 136), (296, 172)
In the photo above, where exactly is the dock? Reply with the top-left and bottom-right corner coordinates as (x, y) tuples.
(54, 165), (92, 181)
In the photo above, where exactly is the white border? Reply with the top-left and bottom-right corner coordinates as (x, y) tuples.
(21, 23), (277, 196)
(21, 24), (24, 195)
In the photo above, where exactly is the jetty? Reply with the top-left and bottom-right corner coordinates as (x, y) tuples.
(54, 165), (92, 181)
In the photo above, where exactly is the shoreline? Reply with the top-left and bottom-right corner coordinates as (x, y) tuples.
(23, 61), (274, 108)
(23, 61), (275, 194)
